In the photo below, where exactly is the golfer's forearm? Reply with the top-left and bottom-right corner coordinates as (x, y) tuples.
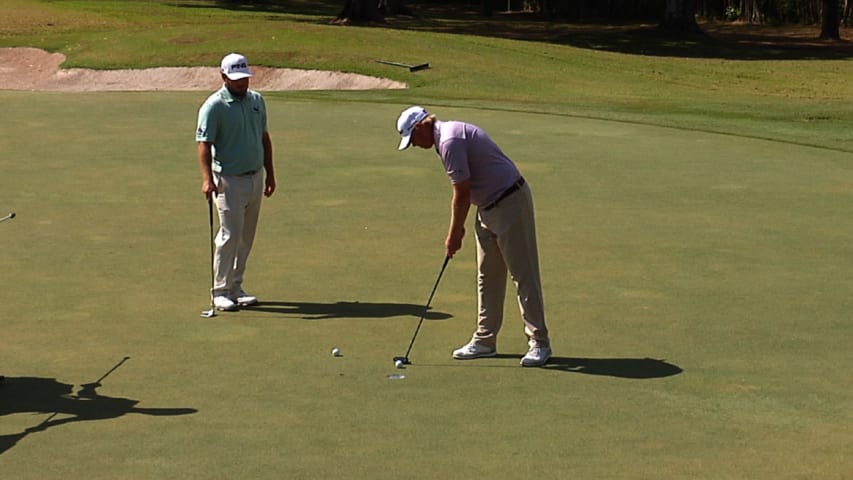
(262, 132), (274, 176)
(449, 182), (471, 235)
(198, 142), (213, 181)
(449, 203), (469, 233)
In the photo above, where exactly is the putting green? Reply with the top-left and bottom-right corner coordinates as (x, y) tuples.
(1, 92), (851, 479)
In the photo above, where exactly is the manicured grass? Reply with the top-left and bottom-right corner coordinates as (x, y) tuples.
(2, 1), (853, 478)
(1, 92), (852, 479)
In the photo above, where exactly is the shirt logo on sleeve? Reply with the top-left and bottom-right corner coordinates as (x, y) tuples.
(198, 127), (207, 136)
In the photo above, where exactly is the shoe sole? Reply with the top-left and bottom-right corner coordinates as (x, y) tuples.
(452, 351), (497, 360)
(237, 299), (259, 307)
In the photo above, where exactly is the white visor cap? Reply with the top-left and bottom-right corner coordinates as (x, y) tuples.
(397, 106), (429, 150)
(221, 53), (253, 80)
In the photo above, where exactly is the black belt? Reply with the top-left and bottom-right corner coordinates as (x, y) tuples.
(483, 177), (525, 211)
(238, 169), (259, 176)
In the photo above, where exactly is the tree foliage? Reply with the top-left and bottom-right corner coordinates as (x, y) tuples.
(491, 0), (849, 27)
(694, 0), (846, 25)
(493, 0), (848, 39)
(220, 0), (850, 39)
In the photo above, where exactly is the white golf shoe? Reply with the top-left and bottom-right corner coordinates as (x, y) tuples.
(213, 295), (238, 311)
(520, 346), (552, 367)
(452, 342), (497, 360)
(235, 290), (259, 306)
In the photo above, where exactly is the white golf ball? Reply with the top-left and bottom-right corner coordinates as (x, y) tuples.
(395, 359), (404, 369)
(331, 347), (341, 357)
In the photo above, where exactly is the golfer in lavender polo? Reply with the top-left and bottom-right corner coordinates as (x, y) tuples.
(396, 106), (552, 367)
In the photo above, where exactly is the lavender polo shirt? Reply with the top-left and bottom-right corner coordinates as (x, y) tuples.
(434, 120), (522, 207)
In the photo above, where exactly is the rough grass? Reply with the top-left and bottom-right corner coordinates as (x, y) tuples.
(2, 0), (853, 151)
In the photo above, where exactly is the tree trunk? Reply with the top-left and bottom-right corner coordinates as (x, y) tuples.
(660, 0), (703, 35)
(820, 0), (841, 39)
(335, 0), (385, 24)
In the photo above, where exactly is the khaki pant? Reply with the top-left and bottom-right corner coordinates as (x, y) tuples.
(471, 182), (550, 349)
(212, 170), (264, 298)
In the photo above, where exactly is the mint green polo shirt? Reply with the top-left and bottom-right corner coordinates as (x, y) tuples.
(196, 85), (268, 175)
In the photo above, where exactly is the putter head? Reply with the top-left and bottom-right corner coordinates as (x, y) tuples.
(200, 309), (216, 318)
(393, 356), (411, 365)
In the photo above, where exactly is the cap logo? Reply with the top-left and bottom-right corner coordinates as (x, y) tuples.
(220, 53), (252, 79)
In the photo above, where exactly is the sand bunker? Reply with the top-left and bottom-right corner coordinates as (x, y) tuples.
(0, 47), (407, 92)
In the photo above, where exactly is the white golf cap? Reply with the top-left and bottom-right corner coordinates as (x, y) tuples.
(396, 105), (429, 150)
(220, 53), (252, 80)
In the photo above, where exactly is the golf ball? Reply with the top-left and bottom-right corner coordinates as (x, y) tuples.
(395, 359), (404, 369)
(331, 347), (342, 357)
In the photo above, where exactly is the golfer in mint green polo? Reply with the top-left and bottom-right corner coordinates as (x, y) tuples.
(396, 106), (552, 367)
(196, 53), (276, 311)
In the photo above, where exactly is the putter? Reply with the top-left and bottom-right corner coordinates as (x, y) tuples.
(394, 255), (451, 366)
(0, 212), (13, 384)
(0, 213), (15, 383)
(200, 197), (216, 318)
(0, 212), (15, 384)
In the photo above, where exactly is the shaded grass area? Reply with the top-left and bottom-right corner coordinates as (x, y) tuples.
(190, 0), (853, 60)
(1, 93), (852, 479)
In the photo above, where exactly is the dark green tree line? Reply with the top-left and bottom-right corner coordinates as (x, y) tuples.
(695, 0), (847, 25)
(518, 0), (847, 26)
(215, 0), (849, 39)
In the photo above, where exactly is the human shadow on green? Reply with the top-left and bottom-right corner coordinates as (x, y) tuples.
(0, 376), (197, 455)
(243, 300), (453, 321)
(541, 357), (682, 379)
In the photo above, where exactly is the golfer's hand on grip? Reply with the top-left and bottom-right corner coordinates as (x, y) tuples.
(202, 179), (218, 200)
(445, 226), (465, 258)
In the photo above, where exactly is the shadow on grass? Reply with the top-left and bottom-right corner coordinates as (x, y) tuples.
(0, 376), (197, 455)
(542, 356), (683, 379)
(175, 0), (341, 16)
(242, 300), (453, 320)
(548, 23), (853, 60)
(420, 356), (682, 378)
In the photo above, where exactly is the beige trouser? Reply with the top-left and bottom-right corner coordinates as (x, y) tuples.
(212, 170), (264, 298)
(471, 182), (550, 349)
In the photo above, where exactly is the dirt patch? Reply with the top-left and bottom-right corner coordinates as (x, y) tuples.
(0, 47), (407, 92)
